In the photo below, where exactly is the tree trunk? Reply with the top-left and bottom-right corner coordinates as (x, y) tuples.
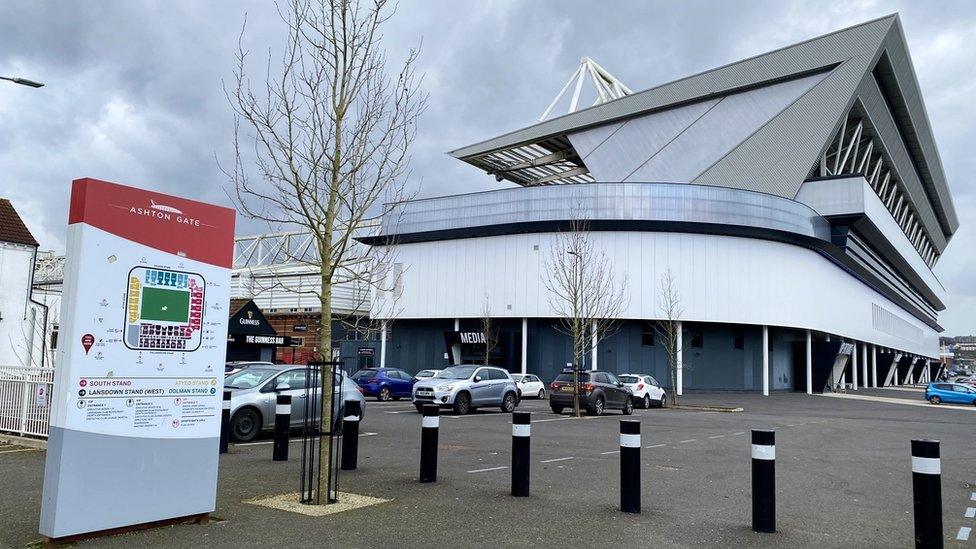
(317, 269), (334, 502)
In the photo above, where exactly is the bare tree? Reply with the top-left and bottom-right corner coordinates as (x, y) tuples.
(654, 269), (683, 407)
(225, 0), (426, 503)
(480, 295), (498, 366)
(544, 217), (628, 417)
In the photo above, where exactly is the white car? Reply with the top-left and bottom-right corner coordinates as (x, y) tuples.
(512, 373), (547, 399)
(618, 373), (666, 408)
(414, 369), (441, 381)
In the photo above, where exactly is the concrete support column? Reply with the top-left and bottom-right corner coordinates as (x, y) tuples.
(380, 320), (388, 368)
(861, 344), (868, 388)
(805, 330), (812, 395)
(676, 321), (683, 396)
(521, 318), (528, 375)
(871, 345), (877, 387)
(762, 325), (769, 397)
(852, 342), (859, 390)
(590, 320), (598, 371)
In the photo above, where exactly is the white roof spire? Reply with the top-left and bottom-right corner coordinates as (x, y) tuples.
(538, 56), (632, 122)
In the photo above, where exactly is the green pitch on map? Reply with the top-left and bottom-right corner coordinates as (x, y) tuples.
(140, 287), (191, 322)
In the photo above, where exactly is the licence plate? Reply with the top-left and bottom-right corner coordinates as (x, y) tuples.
(417, 390), (433, 396)
(560, 386), (575, 393)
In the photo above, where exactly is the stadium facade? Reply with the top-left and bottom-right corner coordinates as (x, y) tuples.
(360, 15), (958, 393)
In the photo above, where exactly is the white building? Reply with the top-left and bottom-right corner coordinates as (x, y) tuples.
(361, 15), (956, 393)
(0, 198), (48, 368)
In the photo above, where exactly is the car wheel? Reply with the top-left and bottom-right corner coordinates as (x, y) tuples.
(622, 397), (634, 415)
(929, 395), (941, 405)
(550, 405), (563, 415)
(230, 408), (262, 442)
(659, 393), (668, 409)
(453, 392), (472, 415)
(590, 396), (605, 416)
(642, 395), (651, 409)
(538, 389), (546, 399)
(377, 386), (392, 402)
(501, 392), (517, 413)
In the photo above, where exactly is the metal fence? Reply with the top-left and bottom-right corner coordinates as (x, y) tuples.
(0, 366), (55, 438)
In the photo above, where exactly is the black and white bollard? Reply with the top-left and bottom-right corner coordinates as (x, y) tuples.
(911, 439), (942, 548)
(219, 390), (231, 454)
(419, 404), (439, 483)
(620, 419), (641, 514)
(751, 429), (776, 533)
(341, 400), (362, 471)
(511, 411), (531, 497)
(272, 394), (292, 462)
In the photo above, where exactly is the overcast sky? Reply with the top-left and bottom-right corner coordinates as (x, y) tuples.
(0, 1), (973, 334)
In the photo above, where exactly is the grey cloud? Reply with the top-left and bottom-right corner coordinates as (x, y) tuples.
(0, 0), (973, 333)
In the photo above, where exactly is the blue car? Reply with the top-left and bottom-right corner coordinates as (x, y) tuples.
(352, 367), (416, 401)
(925, 382), (976, 406)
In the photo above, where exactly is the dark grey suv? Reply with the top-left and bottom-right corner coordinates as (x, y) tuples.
(549, 370), (634, 416)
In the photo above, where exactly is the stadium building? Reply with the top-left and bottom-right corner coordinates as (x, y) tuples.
(360, 15), (958, 393)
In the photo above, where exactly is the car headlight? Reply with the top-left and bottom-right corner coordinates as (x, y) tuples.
(436, 384), (455, 392)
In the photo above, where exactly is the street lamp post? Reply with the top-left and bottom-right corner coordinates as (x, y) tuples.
(0, 76), (44, 88)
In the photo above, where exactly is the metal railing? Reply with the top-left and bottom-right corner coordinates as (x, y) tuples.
(0, 366), (55, 438)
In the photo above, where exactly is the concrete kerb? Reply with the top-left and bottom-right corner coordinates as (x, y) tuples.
(0, 433), (47, 450)
(669, 404), (744, 413)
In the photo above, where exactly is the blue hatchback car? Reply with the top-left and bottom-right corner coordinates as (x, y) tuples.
(925, 382), (976, 406)
(352, 367), (416, 401)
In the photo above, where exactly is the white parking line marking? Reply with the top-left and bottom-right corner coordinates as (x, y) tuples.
(965, 507), (976, 518)
(540, 457), (574, 464)
(234, 432), (377, 447)
(600, 450), (620, 455)
(971, 492), (976, 501)
(467, 466), (507, 473)
(533, 417), (576, 423)
(384, 411), (411, 414)
(679, 439), (697, 444)
(708, 435), (724, 439)
(785, 424), (795, 427)
(646, 443), (667, 448)
(733, 432), (746, 436)
(957, 527), (971, 541)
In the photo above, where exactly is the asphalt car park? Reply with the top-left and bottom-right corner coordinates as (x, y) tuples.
(3, 390), (976, 547)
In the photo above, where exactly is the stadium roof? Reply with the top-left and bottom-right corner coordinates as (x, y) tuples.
(449, 14), (957, 253)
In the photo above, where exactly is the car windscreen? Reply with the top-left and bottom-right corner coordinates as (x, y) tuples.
(554, 372), (590, 383)
(618, 375), (640, 384)
(351, 370), (377, 381)
(437, 366), (478, 380)
(225, 368), (278, 389)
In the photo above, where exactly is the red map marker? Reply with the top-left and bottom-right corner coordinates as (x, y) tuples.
(81, 334), (95, 355)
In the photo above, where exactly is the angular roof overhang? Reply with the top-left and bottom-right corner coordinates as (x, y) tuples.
(449, 14), (956, 247)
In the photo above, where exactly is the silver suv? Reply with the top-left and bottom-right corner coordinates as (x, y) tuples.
(412, 365), (519, 415)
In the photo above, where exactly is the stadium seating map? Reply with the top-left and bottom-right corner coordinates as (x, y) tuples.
(124, 267), (204, 351)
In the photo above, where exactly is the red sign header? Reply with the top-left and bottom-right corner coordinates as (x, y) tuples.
(68, 178), (237, 268)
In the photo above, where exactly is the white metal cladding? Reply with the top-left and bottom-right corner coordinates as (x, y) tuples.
(569, 99), (718, 181)
(572, 71), (828, 184)
(379, 183), (830, 242)
(795, 177), (946, 305)
(374, 230), (939, 357)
